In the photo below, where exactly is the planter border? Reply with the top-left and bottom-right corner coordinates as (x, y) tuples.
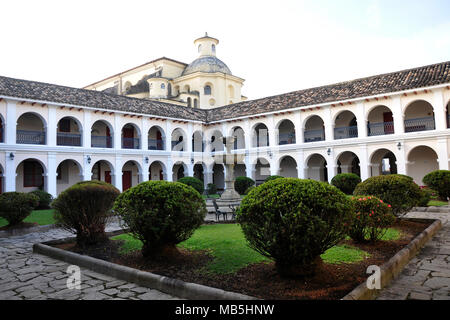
(341, 218), (442, 300)
(33, 230), (256, 300)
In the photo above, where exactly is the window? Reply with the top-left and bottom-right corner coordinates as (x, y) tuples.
(161, 83), (165, 89)
(187, 97), (192, 107)
(23, 161), (43, 188)
(198, 44), (202, 53)
(194, 99), (198, 108)
(212, 44), (215, 53)
(59, 118), (70, 133)
(204, 85), (211, 95)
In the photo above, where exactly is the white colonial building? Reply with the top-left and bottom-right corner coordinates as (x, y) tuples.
(0, 34), (449, 197)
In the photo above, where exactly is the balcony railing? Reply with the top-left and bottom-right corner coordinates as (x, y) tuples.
(304, 129), (325, 143)
(278, 133), (296, 145)
(17, 130), (46, 145)
(91, 135), (112, 148)
(404, 116), (435, 133)
(334, 126), (358, 140)
(171, 140), (184, 151)
(57, 132), (81, 146)
(122, 137), (140, 149)
(368, 122), (394, 136)
(0, 127), (3, 143)
(148, 138), (165, 150)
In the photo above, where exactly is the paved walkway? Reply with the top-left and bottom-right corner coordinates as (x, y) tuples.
(0, 223), (179, 300)
(377, 210), (450, 300)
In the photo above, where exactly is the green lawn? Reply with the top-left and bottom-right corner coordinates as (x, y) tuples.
(202, 194), (220, 199)
(0, 209), (55, 228)
(427, 200), (448, 207)
(112, 224), (372, 274)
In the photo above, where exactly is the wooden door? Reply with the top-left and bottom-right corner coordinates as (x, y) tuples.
(122, 171), (132, 191)
(123, 127), (134, 148)
(104, 171), (112, 184)
(106, 126), (112, 148)
(383, 112), (394, 134)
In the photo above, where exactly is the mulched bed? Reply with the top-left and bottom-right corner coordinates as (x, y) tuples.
(0, 222), (38, 231)
(54, 219), (431, 300)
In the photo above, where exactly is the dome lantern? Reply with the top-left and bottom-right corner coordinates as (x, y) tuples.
(194, 32), (219, 57)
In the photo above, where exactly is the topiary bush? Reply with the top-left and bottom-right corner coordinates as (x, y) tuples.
(113, 181), (207, 257)
(417, 187), (432, 207)
(30, 190), (53, 209)
(331, 173), (362, 195)
(264, 175), (284, 182)
(244, 185), (255, 195)
(234, 176), (255, 195)
(206, 183), (217, 196)
(423, 170), (450, 201)
(52, 180), (120, 247)
(236, 178), (353, 277)
(177, 176), (204, 195)
(354, 175), (422, 216)
(390, 174), (413, 181)
(0, 192), (39, 226)
(348, 195), (396, 243)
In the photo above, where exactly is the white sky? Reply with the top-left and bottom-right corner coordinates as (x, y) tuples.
(0, 0), (449, 100)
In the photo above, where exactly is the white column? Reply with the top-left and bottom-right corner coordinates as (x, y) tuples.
(83, 110), (91, 148)
(187, 162), (194, 177)
(268, 115), (276, 147)
(113, 156), (123, 191)
(359, 144), (369, 181)
(356, 102), (367, 138)
(166, 121), (172, 152)
(243, 119), (251, 150)
(434, 90), (446, 131)
(296, 150), (305, 179)
(114, 114), (122, 150)
(5, 100), (17, 145)
(5, 151), (16, 192)
(204, 169), (213, 190)
(47, 105), (57, 147)
(47, 153), (57, 197)
(395, 141), (407, 174)
(141, 117), (149, 151)
(187, 123), (193, 154)
(166, 158), (173, 181)
(392, 96), (404, 135)
(245, 153), (253, 179)
(141, 159), (149, 182)
(324, 107), (334, 141)
(326, 148), (336, 183)
(437, 138), (449, 170)
(270, 158), (279, 176)
(294, 111), (303, 145)
(81, 155), (92, 181)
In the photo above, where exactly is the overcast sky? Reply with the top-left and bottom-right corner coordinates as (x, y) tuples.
(1, 0), (449, 100)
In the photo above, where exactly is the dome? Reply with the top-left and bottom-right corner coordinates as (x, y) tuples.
(182, 56), (232, 76)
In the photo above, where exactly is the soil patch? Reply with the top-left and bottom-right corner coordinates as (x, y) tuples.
(53, 219), (432, 300)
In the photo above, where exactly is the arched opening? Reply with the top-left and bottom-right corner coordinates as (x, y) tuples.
(192, 131), (205, 152)
(404, 100), (435, 132)
(213, 163), (225, 191)
(231, 127), (245, 150)
(211, 130), (224, 152)
(194, 163), (205, 184)
(0, 165), (3, 194)
(279, 156), (297, 177)
(204, 84), (212, 95)
(254, 158), (270, 185)
(337, 151), (360, 177)
(91, 160), (114, 184)
(149, 161), (165, 181)
(304, 116), (325, 142)
(123, 81), (132, 93)
(193, 99), (198, 108)
(334, 111), (358, 139)
(148, 126), (165, 150)
(228, 85), (235, 99)
(183, 85), (190, 93)
(16, 159), (46, 192)
(0, 115), (4, 143)
(187, 97), (192, 108)
(233, 164), (246, 179)
(277, 119), (296, 145)
(173, 85), (180, 96)
(407, 146), (439, 184)
(367, 105), (394, 136)
(56, 160), (81, 195)
(252, 123), (269, 147)
(446, 100), (450, 128)
(121, 123), (140, 149)
(370, 149), (397, 176)
(122, 161), (141, 191)
(171, 128), (186, 151)
(16, 113), (46, 145)
(57, 117), (82, 146)
(91, 120), (113, 148)
(306, 154), (327, 181)
(172, 162), (186, 181)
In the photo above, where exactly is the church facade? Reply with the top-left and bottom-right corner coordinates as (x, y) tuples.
(0, 34), (449, 197)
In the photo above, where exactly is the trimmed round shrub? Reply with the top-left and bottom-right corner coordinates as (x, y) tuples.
(354, 175), (422, 216)
(113, 181), (207, 257)
(234, 176), (255, 195)
(390, 174), (413, 181)
(349, 195), (396, 242)
(237, 178), (353, 277)
(177, 176), (204, 195)
(264, 175), (284, 182)
(207, 183), (217, 196)
(244, 185), (255, 195)
(423, 170), (450, 201)
(52, 180), (120, 247)
(30, 190), (53, 209)
(417, 188), (432, 207)
(0, 192), (39, 226)
(331, 173), (362, 195)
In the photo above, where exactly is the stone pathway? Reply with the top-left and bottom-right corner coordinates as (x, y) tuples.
(0, 223), (179, 300)
(377, 210), (450, 300)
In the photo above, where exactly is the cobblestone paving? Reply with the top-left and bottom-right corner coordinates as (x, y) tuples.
(377, 210), (450, 300)
(0, 223), (179, 300)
